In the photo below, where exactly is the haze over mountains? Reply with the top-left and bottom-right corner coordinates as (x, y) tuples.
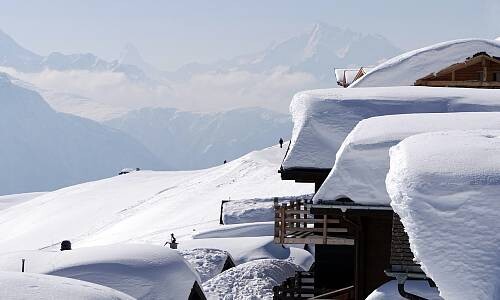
(0, 23), (402, 194)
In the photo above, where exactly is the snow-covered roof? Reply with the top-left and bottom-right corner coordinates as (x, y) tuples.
(386, 130), (500, 299)
(0, 244), (200, 300)
(313, 112), (500, 205)
(0, 271), (133, 300)
(366, 280), (442, 300)
(283, 86), (500, 171)
(179, 248), (233, 282)
(350, 38), (500, 87)
(202, 259), (301, 299)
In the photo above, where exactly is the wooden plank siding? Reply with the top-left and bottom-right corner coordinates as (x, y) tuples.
(415, 53), (500, 88)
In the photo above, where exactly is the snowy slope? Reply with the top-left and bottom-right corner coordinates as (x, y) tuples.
(0, 192), (46, 211)
(105, 107), (292, 170)
(0, 271), (134, 300)
(0, 144), (312, 252)
(0, 72), (166, 195)
(351, 38), (500, 87)
(314, 112), (500, 204)
(0, 244), (199, 300)
(283, 86), (500, 171)
(386, 130), (500, 299)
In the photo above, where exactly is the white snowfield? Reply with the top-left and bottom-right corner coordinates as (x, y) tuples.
(351, 38), (500, 87)
(386, 130), (500, 300)
(0, 144), (312, 253)
(0, 271), (134, 300)
(284, 86), (500, 170)
(366, 280), (442, 300)
(0, 192), (46, 211)
(0, 244), (200, 300)
(203, 259), (301, 300)
(314, 112), (500, 204)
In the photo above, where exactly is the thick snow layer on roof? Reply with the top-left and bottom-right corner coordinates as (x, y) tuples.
(0, 144), (312, 253)
(0, 271), (134, 300)
(314, 112), (500, 204)
(366, 280), (442, 300)
(351, 39), (500, 87)
(386, 130), (500, 300)
(222, 195), (312, 224)
(179, 236), (314, 270)
(0, 244), (200, 300)
(203, 259), (300, 300)
(284, 86), (500, 170)
(179, 248), (231, 282)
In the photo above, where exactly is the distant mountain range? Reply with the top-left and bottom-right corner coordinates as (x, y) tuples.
(0, 29), (149, 82)
(168, 22), (402, 82)
(105, 107), (292, 170)
(0, 23), (404, 192)
(0, 73), (166, 195)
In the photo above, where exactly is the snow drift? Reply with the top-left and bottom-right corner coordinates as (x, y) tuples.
(386, 130), (500, 299)
(351, 38), (500, 87)
(314, 112), (500, 204)
(0, 244), (199, 300)
(0, 271), (133, 300)
(283, 86), (500, 171)
(179, 248), (233, 282)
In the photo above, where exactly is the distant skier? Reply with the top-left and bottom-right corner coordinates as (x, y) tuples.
(279, 138), (284, 148)
(224, 160), (227, 164)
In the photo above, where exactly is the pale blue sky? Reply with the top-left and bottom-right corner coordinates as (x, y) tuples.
(0, 0), (498, 70)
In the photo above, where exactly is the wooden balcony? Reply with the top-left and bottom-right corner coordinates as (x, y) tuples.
(274, 199), (354, 246)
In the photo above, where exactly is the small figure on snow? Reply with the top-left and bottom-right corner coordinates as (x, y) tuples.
(279, 138), (284, 148)
(164, 233), (178, 249)
(224, 160), (227, 164)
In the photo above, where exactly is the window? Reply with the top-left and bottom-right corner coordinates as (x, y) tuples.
(479, 71), (485, 81)
(494, 72), (500, 82)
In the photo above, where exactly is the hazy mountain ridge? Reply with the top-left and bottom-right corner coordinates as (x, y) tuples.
(0, 73), (167, 195)
(105, 107), (292, 170)
(169, 23), (402, 82)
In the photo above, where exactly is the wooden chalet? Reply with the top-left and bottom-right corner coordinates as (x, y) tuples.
(415, 52), (500, 88)
(272, 198), (433, 300)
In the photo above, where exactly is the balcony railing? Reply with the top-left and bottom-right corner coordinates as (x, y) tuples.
(274, 199), (354, 245)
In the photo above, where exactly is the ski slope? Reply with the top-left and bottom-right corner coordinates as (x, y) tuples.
(0, 144), (312, 253)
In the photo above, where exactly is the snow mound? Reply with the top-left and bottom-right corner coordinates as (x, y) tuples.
(284, 86), (500, 170)
(203, 259), (301, 300)
(0, 271), (133, 300)
(180, 248), (233, 282)
(386, 130), (500, 300)
(314, 112), (500, 204)
(0, 244), (200, 300)
(179, 236), (313, 270)
(0, 144), (312, 253)
(222, 195), (312, 225)
(351, 38), (500, 87)
(366, 280), (442, 300)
